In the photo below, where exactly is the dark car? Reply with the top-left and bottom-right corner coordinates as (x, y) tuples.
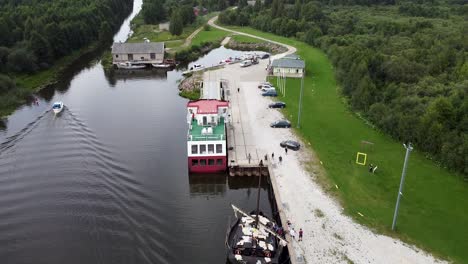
(280, 140), (300, 151)
(271, 120), (291, 128)
(261, 53), (270, 59)
(262, 90), (278, 97)
(269, 102), (286, 108)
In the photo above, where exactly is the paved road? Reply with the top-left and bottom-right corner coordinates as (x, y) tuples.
(207, 16), (297, 58)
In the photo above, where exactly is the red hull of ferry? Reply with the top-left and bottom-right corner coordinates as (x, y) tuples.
(188, 156), (227, 173)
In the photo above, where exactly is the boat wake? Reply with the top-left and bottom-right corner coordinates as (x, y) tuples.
(0, 108), (172, 264)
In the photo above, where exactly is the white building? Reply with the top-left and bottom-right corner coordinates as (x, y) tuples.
(270, 54), (305, 78)
(111, 42), (165, 65)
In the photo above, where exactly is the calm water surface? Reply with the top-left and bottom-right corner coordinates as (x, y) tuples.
(0, 1), (274, 263)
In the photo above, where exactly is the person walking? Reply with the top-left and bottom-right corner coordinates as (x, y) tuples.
(299, 228), (303, 241)
(237, 87), (240, 93)
(271, 152), (274, 160)
(264, 154), (268, 161)
(248, 153), (251, 164)
(285, 147), (288, 155)
(279, 156), (282, 163)
(290, 228), (296, 240)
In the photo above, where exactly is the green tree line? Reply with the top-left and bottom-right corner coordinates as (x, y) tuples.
(0, 0), (133, 92)
(219, 0), (468, 176)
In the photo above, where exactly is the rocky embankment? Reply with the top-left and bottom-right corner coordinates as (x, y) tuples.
(225, 38), (287, 54)
(178, 73), (202, 100)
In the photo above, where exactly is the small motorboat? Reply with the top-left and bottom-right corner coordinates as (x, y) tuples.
(52, 102), (64, 114)
(116, 62), (146, 69)
(152, 63), (172, 68)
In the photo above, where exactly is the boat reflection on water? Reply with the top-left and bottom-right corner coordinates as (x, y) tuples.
(104, 68), (170, 86)
(188, 173), (227, 197)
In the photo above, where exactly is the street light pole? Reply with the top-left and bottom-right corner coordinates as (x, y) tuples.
(392, 142), (413, 231)
(297, 66), (305, 128)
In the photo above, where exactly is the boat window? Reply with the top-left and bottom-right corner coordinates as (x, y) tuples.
(115, 54), (119, 58)
(216, 144), (222, 153)
(150, 53), (155, 59)
(208, 144), (214, 153)
(200, 145), (206, 154)
(191, 159), (198, 166)
(200, 159), (206, 166)
(191, 145), (198, 154)
(216, 159), (223, 165)
(208, 159), (215, 165)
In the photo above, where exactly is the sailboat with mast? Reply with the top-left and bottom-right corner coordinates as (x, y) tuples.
(225, 170), (288, 263)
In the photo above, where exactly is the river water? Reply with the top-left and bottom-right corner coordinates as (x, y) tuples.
(0, 1), (274, 263)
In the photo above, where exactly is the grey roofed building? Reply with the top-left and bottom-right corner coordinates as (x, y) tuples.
(111, 42), (165, 65)
(271, 57), (305, 69)
(283, 54), (301, 60)
(111, 42), (165, 54)
(270, 54), (305, 78)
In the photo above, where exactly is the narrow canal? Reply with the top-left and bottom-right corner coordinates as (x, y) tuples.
(0, 1), (274, 263)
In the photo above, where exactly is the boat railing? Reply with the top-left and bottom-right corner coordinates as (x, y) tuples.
(188, 134), (224, 141)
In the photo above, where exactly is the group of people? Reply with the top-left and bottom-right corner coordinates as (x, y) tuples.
(287, 220), (303, 241)
(264, 148), (289, 165)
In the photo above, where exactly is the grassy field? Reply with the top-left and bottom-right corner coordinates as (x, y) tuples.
(223, 26), (468, 263)
(190, 26), (229, 46)
(230, 34), (265, 44)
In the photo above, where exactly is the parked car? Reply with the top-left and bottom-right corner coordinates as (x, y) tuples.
(268, 102), (286, 108)
(270, 120), (291, 128)
(261, 53), (270, 59)
(259, 84), (273, 90)
(262, 90), (278, 97)
(261, 87), (276, 92)
(258, 82), (272, 88)
(280, 140), (300, 151)
(240, 60), (252, 67)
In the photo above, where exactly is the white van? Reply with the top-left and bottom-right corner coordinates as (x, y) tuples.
(240, 60), (252, 67)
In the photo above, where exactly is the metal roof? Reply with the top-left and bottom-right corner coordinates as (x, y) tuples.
(187, 100), (229, 114)
(271, 57), (305, 69)
(111, 42), (165, 54)
(283, 54), (301, 60)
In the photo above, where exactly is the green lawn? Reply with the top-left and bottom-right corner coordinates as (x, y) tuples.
(231, 34), (265, 44)
(223, 26), (468, 263)
(191, 27), (229, 46)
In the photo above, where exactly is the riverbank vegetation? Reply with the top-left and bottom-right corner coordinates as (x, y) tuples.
(217, 20), (467, 264)
(178, 73), (202, 100)
(219, 0), (467, 178)
(0, 0), (133, 117)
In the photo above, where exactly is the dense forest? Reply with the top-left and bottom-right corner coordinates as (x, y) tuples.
(219, 0), (468, 175)
(0, 0), (133, 94)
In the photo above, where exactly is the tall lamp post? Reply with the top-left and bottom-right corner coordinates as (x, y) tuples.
(391, 142), (413, 231)
(297, 64), (305, 128)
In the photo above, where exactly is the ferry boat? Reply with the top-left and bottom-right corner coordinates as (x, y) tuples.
(187, 100), (229, 173)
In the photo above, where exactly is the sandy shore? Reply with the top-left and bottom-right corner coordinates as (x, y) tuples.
(207, 56), (445, 263)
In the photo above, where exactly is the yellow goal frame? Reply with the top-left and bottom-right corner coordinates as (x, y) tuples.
(356, 152), (367, 165)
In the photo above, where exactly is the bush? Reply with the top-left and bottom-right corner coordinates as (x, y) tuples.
(204, 24), (211, 31)
(0, 74), (15, 94)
